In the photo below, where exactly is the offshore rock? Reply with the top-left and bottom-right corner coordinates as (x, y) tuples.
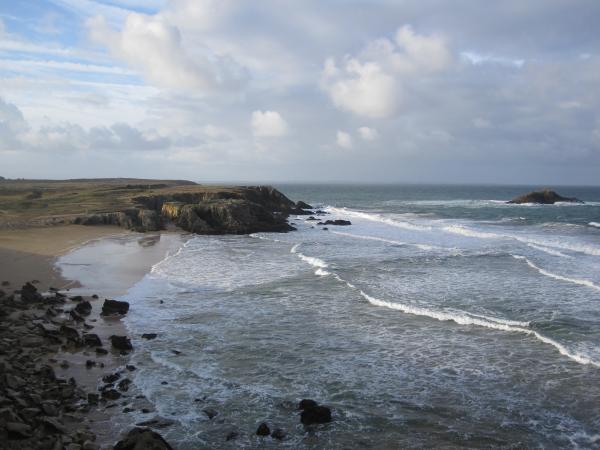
(508, 189), (583, 204)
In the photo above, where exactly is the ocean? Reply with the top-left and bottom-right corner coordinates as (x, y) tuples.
(119, 184), (600, 448)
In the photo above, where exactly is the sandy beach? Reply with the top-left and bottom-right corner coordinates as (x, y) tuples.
(0, 225), (186, 449)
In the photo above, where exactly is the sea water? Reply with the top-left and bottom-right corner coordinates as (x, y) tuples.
(119, 184), (600, 448)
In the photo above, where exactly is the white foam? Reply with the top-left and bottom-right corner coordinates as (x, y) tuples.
(590, 222), (600, 229)
(526, 243), (571, 258)
(512, 255), (600, 292)
(328, 207), (432, 231)
(330, 230), (436, 251)
(359, 290), (600, 368)
(291, 244), (331, 276)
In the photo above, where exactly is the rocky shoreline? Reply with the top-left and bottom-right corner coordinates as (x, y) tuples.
(0, 280), (176, 449)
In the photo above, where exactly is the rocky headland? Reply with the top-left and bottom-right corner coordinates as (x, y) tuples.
(507, 189), (583, 204)
(0, 179), (313, 235)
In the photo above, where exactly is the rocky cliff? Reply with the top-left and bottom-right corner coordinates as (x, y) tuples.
(73, 185), (310, 234)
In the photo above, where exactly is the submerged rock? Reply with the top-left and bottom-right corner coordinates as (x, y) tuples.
(507, 189), (583, 204)
(114, 427), (173, 450)
(298, 399), (332, 425)
(256, 423), (270, 436)
(141, 333), (157, 340)
(317, 219), (351, 226)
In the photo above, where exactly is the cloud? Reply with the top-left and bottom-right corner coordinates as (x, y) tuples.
(251, 110), (289, 138)
(358, 126), (379, 141)
(336, 130), (353, 149)
(322, 25), (451, 118)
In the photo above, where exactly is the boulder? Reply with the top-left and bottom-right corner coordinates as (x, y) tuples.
(114, 427), (173, 450)
(20, 282), (42, 303)
(256, 423), (270, 436)
(298, 399), (332, 425)
(5, 421), (32, 439)
(271, 428), (286, 440)
(60, 325), (80, 342)
(110, 335), (133, 351)
(102, 299), (130, 316)
(508, 189), (583, 204)
(141, 333), (157, 340)
(75, 301), (92, 316)
(83, 333), (102, 347)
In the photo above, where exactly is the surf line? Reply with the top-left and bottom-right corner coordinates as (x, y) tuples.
(290, 244), (600, 368)
(512, 255), (600, 292)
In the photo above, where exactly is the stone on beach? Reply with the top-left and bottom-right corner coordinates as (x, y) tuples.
(114, 427), (173, 450)
(101, 299), (130, 316)
(110, 335), (133, 351)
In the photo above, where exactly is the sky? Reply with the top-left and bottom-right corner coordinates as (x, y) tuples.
(0, 0), (599, 185)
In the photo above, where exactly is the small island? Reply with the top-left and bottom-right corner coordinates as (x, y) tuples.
(507, 189), (583, 204)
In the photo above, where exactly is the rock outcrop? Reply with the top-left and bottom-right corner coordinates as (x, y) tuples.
(73, 185), (309, 234)
(508, 189), (583, 204)
(113, 428), (173, 450)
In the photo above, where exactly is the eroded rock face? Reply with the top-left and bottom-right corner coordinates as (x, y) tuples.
(508, 189), (583, 204)
(74, 209), (163, 232)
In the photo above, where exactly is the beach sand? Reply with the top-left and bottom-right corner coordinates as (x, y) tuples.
(0, 225), (186, 449)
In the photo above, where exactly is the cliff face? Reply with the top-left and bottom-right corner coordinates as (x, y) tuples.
(74, 185), (305, 234)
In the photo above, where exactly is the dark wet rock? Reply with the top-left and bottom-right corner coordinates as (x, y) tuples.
(141, 333), (157, 340)
(300, 405), (332, 425)
(83, 333), (102, 347)
(126, 365), (136, 371)
(75, 300), (92, 316)
(296, 201), (313, 209)
(91, 294), (99, 299)
(60, 325), (80, 341)
(271, 428), (286, 440)
(1, 280), (9, 286)
(5, 421), (32, 439)
(101, 389), (121, 400)
(70, 310), (85, 322)
(322, 227), (328, 231)
(103, 373), (121, 383)
(20, 282), (42, 303)
(86, 360), (96, 368)
(114, 427), (173, 450)
(41, 416), (67, 434)
(298, 399), (319, 410)
(70, 295), (84, 302)
(508, 189), (583, 204)
(203, 408), (218, 419)
(101, 299), (130, 316)
(60, 360), (70, 369)
(171, 349), (181, 355)
(306, 216), (318, 221)
(87, 393), (99, 405)
(96, 347), (108, 355)
(118, 379), (132, 392)
(135, 417), (176, 428)
(160, 381), (168, 385)
(110, 335), (133, 351)
(317, 219), (351, 226)
(225, 431), (238, 441)
(256, 423), (270, 436)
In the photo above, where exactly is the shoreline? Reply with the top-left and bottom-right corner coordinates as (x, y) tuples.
(0, 226), (187, 449)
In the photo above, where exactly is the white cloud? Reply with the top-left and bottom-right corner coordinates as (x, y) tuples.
(358, 126), (379, 141)
(322, 25), (451, 118)
(336, 130), (353, 149)
(87, 13), (216, 90)
(251, 110), (289, 138)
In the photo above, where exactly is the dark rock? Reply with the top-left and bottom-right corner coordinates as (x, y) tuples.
(306, 216), (318, 221)
(508, 189), (583, 204)
(317, 219), (351, 226)
(70, 295), (84, 302)
(118, 379), (132, 391)
(1, 280), (9, 286)
(225, 431), (238, 441)
(74, 301), (92, 316)
(103, 373), (121, 383)
(60, 325), (80, 341)
(114, 427), (173, 450)
(96, 347), (108, 355)
(92, 294), (99, 299)
(298, 399), (319, 410)
(20, 282), (42, 303)
(296, 201), (313, 209)
(83, 333), (102, 347)
(135, 417), (176, 428)
(271, 428), (286, 440)
(101, 299), (130, 315)
(110, 335), (133, 351)
(322, 227), (328, 231)
(161, 381), (168, 385)
(256, 423), (270, 436)
(126, 365), (137, 371)
(203, 408), (218, 419)
(171, 349), (181, 355)
(70, 310), (84, 322)
(86, 360), (96, 368)
(141, 333), (158, 340)
(41, 416), (67, 434)
(300, 405), (332, 425)
(5, 421), (32, 439)
(88, 393), (99, 405)
(101, 389), (121, 400)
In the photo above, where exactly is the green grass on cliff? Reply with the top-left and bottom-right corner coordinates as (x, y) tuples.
(0, 178), (245, 228)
